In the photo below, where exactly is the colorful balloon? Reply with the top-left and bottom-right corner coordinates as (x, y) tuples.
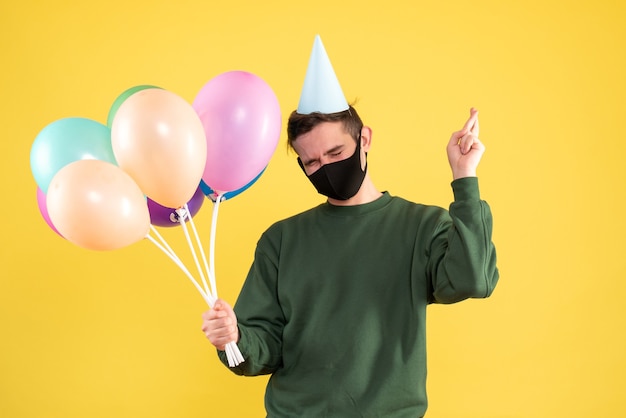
(107, 85), (161, 128)
(46, 159), (150, 251)
(199, 167), (266, 202)
(111, 88), (207, 209)
(148, 185), (205, 227)
(193, 71), (281, 194)
(36, 187), (62, 237)
(30, 117), (116, 193)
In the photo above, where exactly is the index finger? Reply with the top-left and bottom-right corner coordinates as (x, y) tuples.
(471, 112), (479, 136)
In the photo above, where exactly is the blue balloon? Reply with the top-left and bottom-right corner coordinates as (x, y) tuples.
(30, 117), (117, 193)
(200, 168), (266, 202)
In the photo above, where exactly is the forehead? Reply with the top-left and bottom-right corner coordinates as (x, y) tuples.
(292, 121), (352, 156)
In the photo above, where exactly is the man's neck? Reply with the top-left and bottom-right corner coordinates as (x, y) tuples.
(326, 176), (382, 206)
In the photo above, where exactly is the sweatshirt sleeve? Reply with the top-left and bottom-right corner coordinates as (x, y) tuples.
(427, 177), (499, 304)
(217, 233), (285, 375)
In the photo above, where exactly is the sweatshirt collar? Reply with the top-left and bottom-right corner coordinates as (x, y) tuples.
(319, 191), (392, 217)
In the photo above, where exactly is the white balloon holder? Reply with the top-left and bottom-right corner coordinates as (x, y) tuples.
(145, 195), (244, 367)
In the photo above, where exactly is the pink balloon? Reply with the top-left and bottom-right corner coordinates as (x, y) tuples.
(36, 187), (62, 237)
(46, 160), (150, 251)
(193, 71), (281, 193)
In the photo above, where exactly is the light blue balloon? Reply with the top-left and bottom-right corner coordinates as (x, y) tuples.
(30, 117), (117, 193)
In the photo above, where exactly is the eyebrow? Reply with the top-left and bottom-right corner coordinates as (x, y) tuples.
(302, 144), (344, 165)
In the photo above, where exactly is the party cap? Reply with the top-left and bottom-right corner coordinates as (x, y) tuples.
(297, 35), (349, 115)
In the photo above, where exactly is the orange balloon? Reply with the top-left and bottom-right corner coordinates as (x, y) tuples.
(46, 159), (150, 251)
(111, 89), (207, 208)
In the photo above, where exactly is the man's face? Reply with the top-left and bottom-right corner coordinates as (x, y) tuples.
(292, 121), (361, 176)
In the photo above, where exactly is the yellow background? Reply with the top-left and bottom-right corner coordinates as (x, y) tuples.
(1, 0), (625, 417)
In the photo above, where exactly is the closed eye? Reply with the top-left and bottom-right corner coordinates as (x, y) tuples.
(326, 145), (345, 159)
(299, 144), (347, 170)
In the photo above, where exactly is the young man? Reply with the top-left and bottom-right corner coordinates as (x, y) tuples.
(201, 36), (499, 417)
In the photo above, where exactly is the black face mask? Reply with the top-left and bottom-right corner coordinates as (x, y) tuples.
(297, 138), (367, 201)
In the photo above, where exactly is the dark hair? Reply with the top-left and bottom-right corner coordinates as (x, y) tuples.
(286, 105), (363, 150)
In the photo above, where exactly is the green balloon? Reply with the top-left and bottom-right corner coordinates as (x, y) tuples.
(107, 85), (161, 127)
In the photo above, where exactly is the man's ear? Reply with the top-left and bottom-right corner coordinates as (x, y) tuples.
(360, 126), (373, 152)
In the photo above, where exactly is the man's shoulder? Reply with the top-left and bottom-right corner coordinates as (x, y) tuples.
(271, 204), (324, 227)
(259, 203), (324, 234)
(387, 193), (446, 215)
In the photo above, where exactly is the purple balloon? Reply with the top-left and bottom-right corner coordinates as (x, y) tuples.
(147, 186), (205, 227)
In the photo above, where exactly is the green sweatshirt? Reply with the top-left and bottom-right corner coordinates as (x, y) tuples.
(219, 177), (499, 417)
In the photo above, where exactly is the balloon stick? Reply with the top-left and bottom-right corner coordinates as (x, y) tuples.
(177, 207), (212, 297)
(145, 232), (215, 307)
(208, 194), (223, 300)
(207, 194), (244, 366)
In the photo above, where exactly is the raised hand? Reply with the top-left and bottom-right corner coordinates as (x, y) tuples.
(446, 108), (485, 180)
